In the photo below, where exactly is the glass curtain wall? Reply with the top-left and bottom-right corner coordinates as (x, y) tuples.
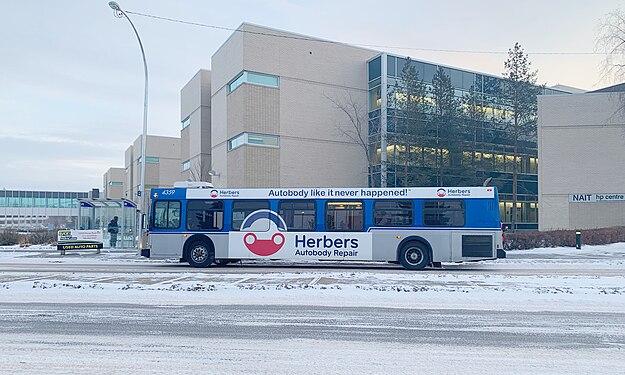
(367, 53), (566, 229)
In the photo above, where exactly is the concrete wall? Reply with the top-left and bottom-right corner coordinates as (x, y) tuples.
(124, 135), (181, 202)
(103, 167), (125, 199)
(211, 23), (379, 188)
(180, 70), (212, 182)
(538, 92), (625, 230)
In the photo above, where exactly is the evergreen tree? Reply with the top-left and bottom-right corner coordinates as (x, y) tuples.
(430, 67), (463, 186)
(502, 42), (543, 231)
(462, 86), (487, 186)
(391, 58), (428, 186)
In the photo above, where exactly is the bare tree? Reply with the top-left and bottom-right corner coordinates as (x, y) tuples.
(324, 91), (373, 187)
(597, 8), (625, 122)
(188, 160), (212, 182)
(597, 9), (625, 84)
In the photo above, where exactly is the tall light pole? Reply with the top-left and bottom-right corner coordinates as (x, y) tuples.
(109, 1), (148, 250)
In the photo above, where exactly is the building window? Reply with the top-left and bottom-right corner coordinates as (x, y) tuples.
(227, 71), (279, 93)
(182, 160), (190, 171)
(368, 56), (381, 82)
(227, 132), (279, 151)
(145, 156), (160, 164)
(181, 117), (190, 129)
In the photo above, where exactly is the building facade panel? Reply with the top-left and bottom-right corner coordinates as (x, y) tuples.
(103, 167), (125, 199)
(280, 137), (366, 187)
(538, 91), (625, 230)
(569, 201), (625, 229)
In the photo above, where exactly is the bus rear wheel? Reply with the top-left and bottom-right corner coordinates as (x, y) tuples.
(399, 242), (430, 270)
(186, 241), (215, 268)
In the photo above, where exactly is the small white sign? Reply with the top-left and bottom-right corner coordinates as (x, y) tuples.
(57, 229), (104, 243)
(569, 193), (625, 203)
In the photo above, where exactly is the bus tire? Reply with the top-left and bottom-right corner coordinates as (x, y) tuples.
(186, 241), (214, 268)
(399, 241), (430, 270)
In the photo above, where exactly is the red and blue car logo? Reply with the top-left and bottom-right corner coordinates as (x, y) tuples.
(240, 210), (287, 256)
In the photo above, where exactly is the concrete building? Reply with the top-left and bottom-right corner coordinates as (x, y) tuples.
(177, 23), (570, 230)
(209, 23), (379, 188)
(538, 85), (625, 230)
(124, 135), (181, 202)
(103, 167), (125, 199)
(180, 69), (212, 182)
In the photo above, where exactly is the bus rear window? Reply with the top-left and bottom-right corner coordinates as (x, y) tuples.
(325, 201), (364, 231)
(186, 200), (224, 231)
(232, 200), (270, 230)
(153, 201), (181, 229)
(374, 200), (413, 226)
(423, 200), (465, 227)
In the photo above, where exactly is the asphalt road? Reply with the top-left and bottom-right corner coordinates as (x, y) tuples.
(1, 303), (624, 374)
(0, 258), (622, 277)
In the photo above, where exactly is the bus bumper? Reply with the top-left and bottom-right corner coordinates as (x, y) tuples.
(141, 248), (151, 258)
(497, 249), (506, 259)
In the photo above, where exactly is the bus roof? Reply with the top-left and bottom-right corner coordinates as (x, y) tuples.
(151, 186), (497, 200)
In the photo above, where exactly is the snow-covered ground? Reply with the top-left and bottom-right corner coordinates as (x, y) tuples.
(1, 243), (624, 312)
(1, 243), (625, 374)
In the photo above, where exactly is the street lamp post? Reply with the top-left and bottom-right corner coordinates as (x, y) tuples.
(108, 1), (148, 250)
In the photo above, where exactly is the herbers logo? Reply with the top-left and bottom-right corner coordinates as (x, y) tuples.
(210, 189), (218, 198)
(240, 210), (287, 256)
(437, 188), (447, 197)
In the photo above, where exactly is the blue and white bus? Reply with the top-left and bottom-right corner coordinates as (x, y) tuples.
(142, 183), (505, 270)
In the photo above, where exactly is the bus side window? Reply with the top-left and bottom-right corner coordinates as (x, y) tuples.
(186, 200), (224, 231)
(373, 200), (413, 226)
(232, 200), (270, 230)
(423, 200), (465, 227)
(279, 200), (316, 231)
(325, 201), (364, 231)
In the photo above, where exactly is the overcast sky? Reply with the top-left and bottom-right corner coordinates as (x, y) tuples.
(1, 0), (621, 192)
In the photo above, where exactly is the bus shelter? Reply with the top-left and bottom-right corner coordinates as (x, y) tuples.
(78, 198), (137, 248)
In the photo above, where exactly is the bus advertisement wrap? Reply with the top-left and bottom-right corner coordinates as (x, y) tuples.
(229, 232), (373, 260)
(228, 209), (373, 260)
(186, 187), (495, 200)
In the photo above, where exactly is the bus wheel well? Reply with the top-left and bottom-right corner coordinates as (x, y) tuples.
(397, 236), (432, 264)
(183, 235), (215, 267)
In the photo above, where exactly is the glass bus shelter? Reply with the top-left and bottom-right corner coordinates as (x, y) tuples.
(78, 198), (137, 248)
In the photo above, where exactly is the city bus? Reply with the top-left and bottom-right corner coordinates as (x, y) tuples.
(142, 182), (505, 270)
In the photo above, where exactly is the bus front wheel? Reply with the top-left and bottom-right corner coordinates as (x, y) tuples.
(399, 242), (430, 270)
(186, 241), (215, 268)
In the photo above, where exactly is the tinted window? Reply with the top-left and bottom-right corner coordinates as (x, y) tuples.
(325, 201), (364, 231)
(368, 56), (381, 81)
(387, 55), (396, 76)
(232, 200), (270, 230)
(153, 201), (181, 229)
(279, 200), (315, 231)
(186, 200), (224, 231)
(374, 200), (413, 226)
(423, 200), (465, 227)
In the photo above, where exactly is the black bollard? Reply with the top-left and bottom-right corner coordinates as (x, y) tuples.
(575, 231), (582, 249)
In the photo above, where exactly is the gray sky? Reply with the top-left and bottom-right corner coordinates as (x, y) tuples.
(1, 0), (621, 192)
